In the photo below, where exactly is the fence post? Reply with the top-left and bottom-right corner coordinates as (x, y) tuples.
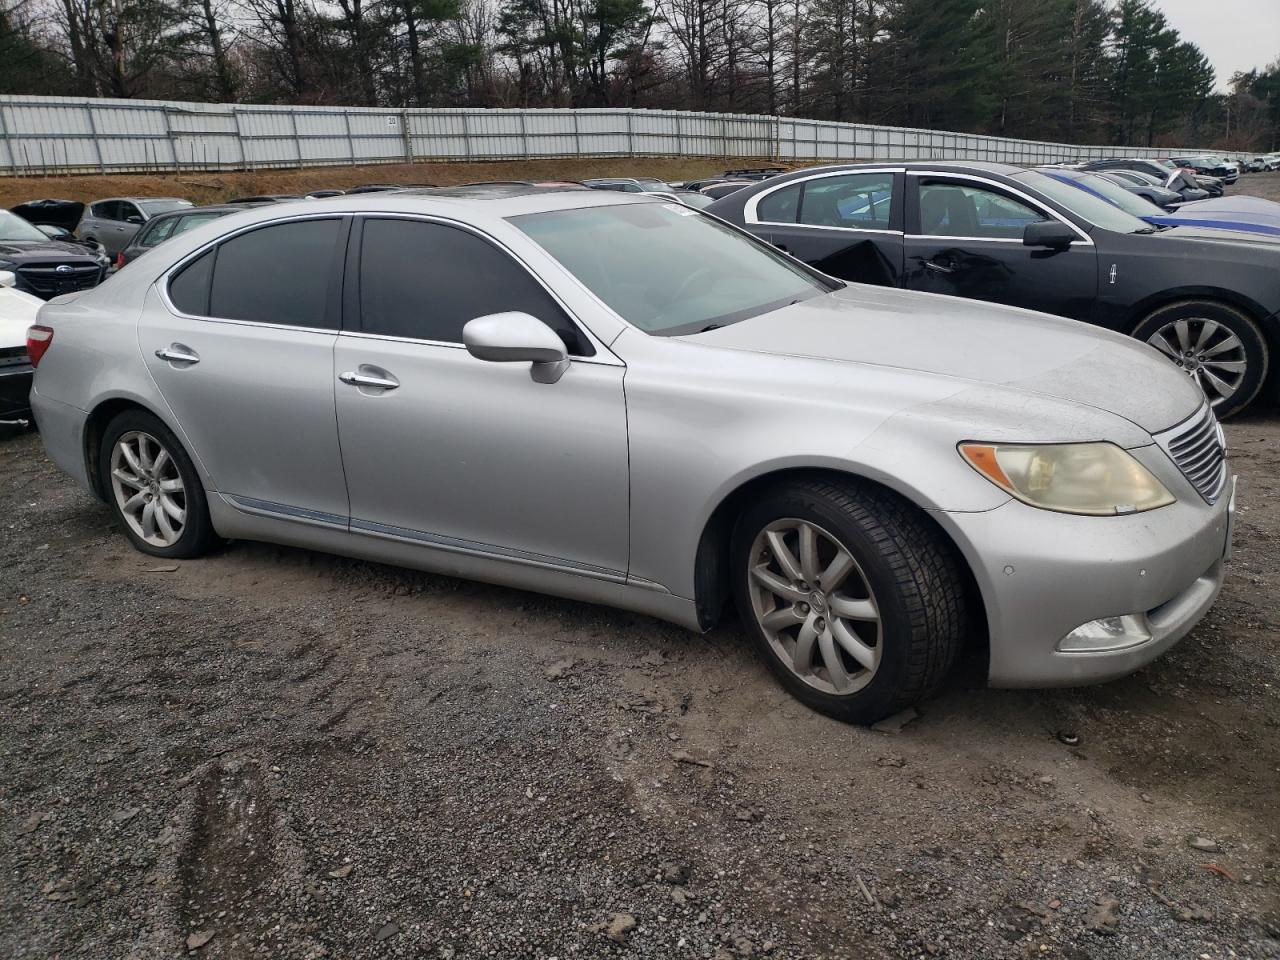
(572, 110), (582, 156)
(0, 100), (16, 175)
(519, 111), (529, 159)
(460, 111), (472, 161)
(343, 111), (356, 165)
(84, 102), (105, 173)
(289, 108), (302, 168)
(401, 109), (413, 163)
(162, 107), (178, 172)
(626, 111), (634, 156)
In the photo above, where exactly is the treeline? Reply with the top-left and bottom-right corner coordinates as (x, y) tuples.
(2, 0), (1278, 150)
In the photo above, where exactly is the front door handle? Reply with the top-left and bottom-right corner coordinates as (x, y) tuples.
(923, 259), (954, 275)
(339, 370), (400, 391)
(155, 344), (200, 366)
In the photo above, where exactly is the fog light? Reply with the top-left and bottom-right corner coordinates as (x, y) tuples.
(1057, 614), (1152, 653)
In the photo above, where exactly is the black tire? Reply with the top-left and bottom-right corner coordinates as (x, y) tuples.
(730, 478), (967, 725)
(1133, 300), (1269, 419)
(98, 408), (218, 559)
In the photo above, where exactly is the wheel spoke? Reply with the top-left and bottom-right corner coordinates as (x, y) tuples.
(762, 606), (802, 633)
(151, 448), (171, 477)
(120, 443), (145, 476)
(792, 617), (819, 676)
(159, 494), (185, 524)
(1202, 359), (1245, 374)
(797, 523), (820, 583)
(1201, 333), (1242, 357)
(830, 594), (877, 621)
(765, 530), (803, 583)
(155, 505), (176, 541)
(1192, 319), (1218, 351)
(832, 620), (877, 671)
(1201, 366), (1237, 400)
(121, 490), (147, 514)
(817, 631), (851, 689)
(141, 501), (158, 539)
(137, 435), (154, 471)
(112, 468), (146, 491)
(752, 565), (805, 604)
(159, 478), (183, 493)
(1149, 333), (1179, 359)
(818, 550), (855, 593)
(1173, 319), (1191, 351)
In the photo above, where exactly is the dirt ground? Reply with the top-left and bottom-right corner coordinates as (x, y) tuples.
(2, 170), (1280, 960)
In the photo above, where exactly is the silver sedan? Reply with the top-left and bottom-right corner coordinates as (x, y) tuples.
(28, 187), (1234, 723)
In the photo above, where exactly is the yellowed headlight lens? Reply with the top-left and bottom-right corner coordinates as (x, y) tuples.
(959, 442), (1175, 516)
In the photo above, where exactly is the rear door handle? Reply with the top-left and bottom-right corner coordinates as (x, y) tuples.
(923, 260), (954, 275)
(155, 344), (200, 365)
(339, 370), (399, 391)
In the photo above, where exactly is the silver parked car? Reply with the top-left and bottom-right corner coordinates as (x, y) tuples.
(77, 197), (194, 256)
(28, 188), (1234, 723)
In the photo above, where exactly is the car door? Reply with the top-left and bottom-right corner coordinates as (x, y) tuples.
(333, 215), (630, 578)
(138, 215), (351, 521)
(901, 174), (1098, 321)
(742, 171), (904, 286)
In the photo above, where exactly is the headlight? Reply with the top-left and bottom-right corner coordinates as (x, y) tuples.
(959, 442), (1174, 516)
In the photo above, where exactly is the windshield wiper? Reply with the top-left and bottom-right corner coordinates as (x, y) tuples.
(696, 323), (724, 333)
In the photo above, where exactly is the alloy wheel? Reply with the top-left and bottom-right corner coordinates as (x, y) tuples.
(746, 518), (882, 696)
(1146, 317), (1247, 409)
(109, 430), (187, 548)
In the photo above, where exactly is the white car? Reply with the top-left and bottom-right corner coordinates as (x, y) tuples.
(0, 277), (42, 425)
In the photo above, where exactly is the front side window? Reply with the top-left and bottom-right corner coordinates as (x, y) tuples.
(140, 217), (179, 248)
(356, 218), (592, 355)
(118, 202), (143, 223)
(917, 181), (1047, 239)
(513, 202), (835, 337)
(166, 218), (341, 327)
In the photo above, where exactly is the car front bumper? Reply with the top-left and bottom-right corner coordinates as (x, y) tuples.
(0, 362), (34, 421)
(941, 475), (1234, 688)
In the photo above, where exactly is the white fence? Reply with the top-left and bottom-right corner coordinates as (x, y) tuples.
(0, 95), (1186, 176)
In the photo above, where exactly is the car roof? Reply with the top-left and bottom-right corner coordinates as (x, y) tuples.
(144, 204), (264, 220)
(93, 196), (191, 203)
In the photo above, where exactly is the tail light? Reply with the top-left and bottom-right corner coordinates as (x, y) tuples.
(115, 252), (125, 269)
(26, 325), (54, 367)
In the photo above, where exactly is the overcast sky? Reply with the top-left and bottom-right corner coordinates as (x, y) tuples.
(1149, 0), (1280, 89)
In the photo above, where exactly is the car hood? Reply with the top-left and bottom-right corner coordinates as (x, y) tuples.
(11, 199), (85, 232)
(682, 285), (1203, 435)
(1155, 223), (1280, 245)
(0, 287), (42, 347)
(0, 239), (102, 261)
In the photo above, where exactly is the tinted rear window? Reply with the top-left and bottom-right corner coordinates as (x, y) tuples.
(209, 219), (340, 328)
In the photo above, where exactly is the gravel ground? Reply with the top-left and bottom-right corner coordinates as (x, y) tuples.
(2, 173), (1280, 960)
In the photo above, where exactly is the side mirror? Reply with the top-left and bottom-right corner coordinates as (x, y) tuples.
(1023, 220), (1077, 250)
(126, 215), (144, 225)
(463, 312), (569, 384)
(0, 270), (16, 288)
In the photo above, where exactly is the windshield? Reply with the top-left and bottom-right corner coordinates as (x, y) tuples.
(1011, 171), (1152, 234)
(0, 209), (53, 242)
(138, 199), (193, 215)
(513, 202), (835, 336)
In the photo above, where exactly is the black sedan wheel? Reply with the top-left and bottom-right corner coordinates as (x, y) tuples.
(1135, 300), (1269, 418)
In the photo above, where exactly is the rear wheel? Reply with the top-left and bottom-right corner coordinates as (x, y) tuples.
(98, 409), (217, 558)
(731, 478), (967, 724)
(1134, 300), (1268, 419)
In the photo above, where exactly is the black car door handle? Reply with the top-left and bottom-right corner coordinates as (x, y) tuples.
(923, 260), (954, 275)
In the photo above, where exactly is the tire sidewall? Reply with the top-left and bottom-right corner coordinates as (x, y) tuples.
(1133, 300), (1269, 419)
(731, 485), (919, 722)
(98, 409), (212, 559)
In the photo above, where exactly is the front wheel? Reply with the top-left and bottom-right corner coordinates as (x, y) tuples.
(731, 478), (968, 724)
(98, 409), (217, 558)
(1134, 300), (1269, 419)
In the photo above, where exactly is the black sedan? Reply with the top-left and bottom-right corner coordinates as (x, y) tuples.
(707, 161), (1280, 416)
(0, 207), (108, 300)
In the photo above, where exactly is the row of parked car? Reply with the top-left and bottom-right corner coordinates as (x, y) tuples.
(18, 171), (1242, 724)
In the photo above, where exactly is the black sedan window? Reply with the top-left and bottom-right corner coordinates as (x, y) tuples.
(917, 182), (1046, 239)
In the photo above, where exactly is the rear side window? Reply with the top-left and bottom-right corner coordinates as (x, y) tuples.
(165, 218), (341, 327)
(210, 219), (340, 327)
(756, 184), (800, 223)
(169, 250), (214, 315)
(356, 218), (592, 355)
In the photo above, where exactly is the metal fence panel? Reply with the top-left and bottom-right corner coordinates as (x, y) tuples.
(0, 94), (1198, 176)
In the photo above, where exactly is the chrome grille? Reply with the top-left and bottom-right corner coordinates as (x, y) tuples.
(1155, 404), (1227, 503)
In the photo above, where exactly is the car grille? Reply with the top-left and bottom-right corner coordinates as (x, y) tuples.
(1155, 403), (1228, 503)
(17, 262), (103, 299)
